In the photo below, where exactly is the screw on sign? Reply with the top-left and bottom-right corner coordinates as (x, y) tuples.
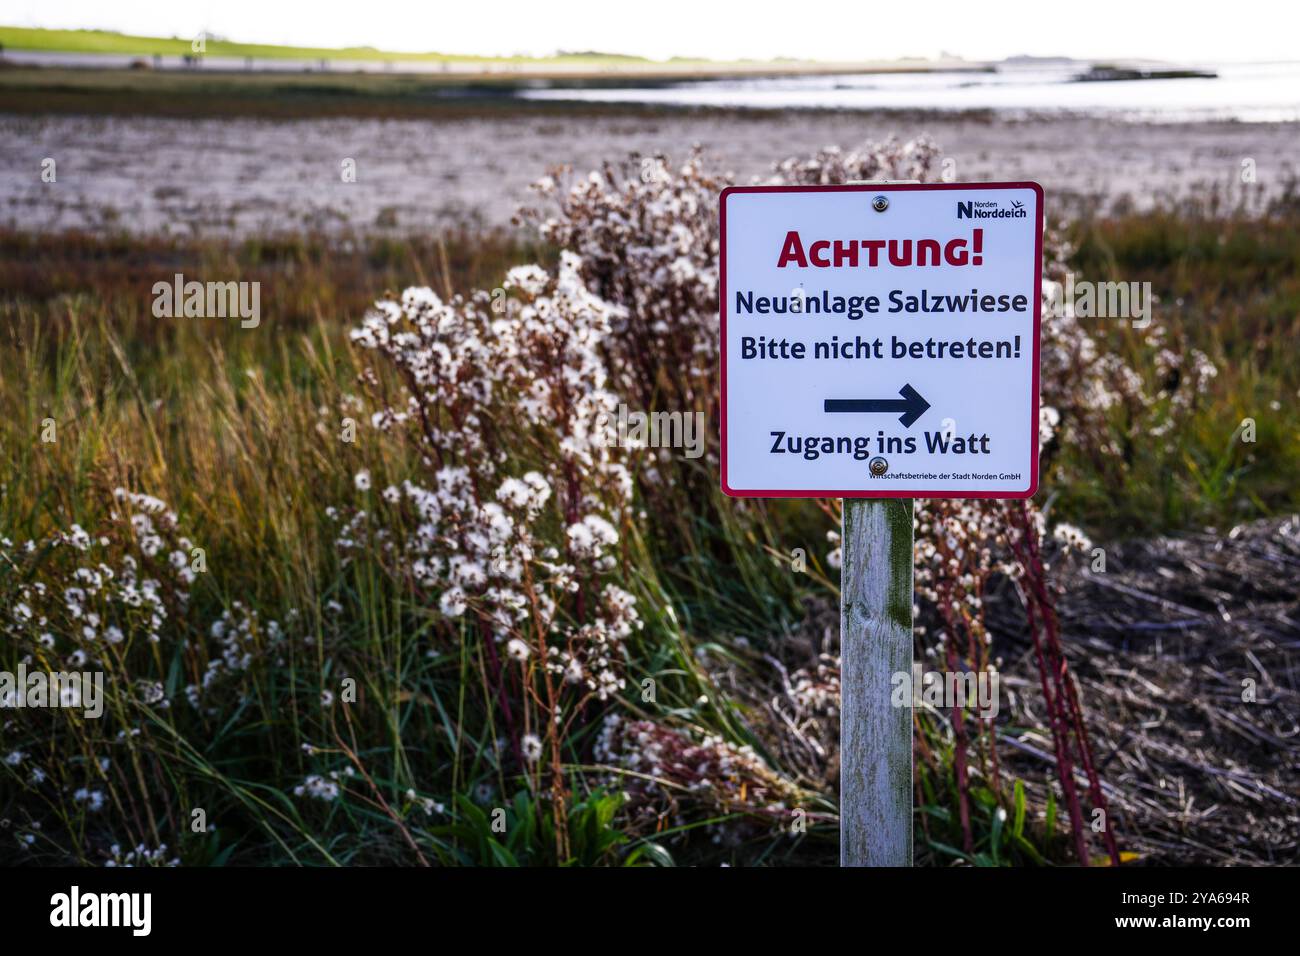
(718, 180), (1044, 865)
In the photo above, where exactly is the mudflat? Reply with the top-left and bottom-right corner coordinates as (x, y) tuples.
(3, 108), (1295, 236)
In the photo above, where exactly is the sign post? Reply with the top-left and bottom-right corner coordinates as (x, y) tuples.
(840, 493), (914, 865)
(719, 181), (1044, 866)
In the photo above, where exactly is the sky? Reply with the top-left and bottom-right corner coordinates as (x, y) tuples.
(5, 0), (1294, 63)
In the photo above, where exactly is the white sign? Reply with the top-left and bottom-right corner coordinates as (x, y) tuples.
(720, 182), (1043, 499)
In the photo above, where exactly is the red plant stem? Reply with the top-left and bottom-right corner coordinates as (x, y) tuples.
(1009, 503), (1090, 865)
(1039, 591), (1121, 865)
(962, 597), (996, 789)
(973, 584), (1002, 799)
(1016, 502), (1120, 865)
(939, 597), (975, 855)
(1022, 587), (1090, 865)
(1053, 612), (1121, 865)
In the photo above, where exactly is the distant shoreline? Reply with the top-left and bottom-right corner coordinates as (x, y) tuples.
(4, 65), (1292, 124)
(0, 25), (991, 76)
(0, 66), (1014, 120)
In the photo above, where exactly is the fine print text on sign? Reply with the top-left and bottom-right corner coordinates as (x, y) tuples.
(720, 182), (1044, 498)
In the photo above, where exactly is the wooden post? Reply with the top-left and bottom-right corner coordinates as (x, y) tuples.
(840, 497), (914, 866)
(836, 178), (917, 867)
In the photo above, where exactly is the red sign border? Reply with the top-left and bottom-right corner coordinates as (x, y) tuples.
(719, 181), (1045, 500)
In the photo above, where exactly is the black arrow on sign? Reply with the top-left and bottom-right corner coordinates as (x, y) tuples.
(824, 383), (931, 428)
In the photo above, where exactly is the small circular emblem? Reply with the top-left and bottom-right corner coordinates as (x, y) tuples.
(869, 456), (889, 476)
(871, 195), (889, 212)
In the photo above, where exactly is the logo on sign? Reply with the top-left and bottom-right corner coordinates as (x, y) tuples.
(957, 200), (1027, 220)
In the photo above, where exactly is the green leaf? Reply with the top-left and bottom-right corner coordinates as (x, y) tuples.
(625, 841), (675, 867)
(487, 839), (518, 867)
(1012, 780), (1026, 839)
